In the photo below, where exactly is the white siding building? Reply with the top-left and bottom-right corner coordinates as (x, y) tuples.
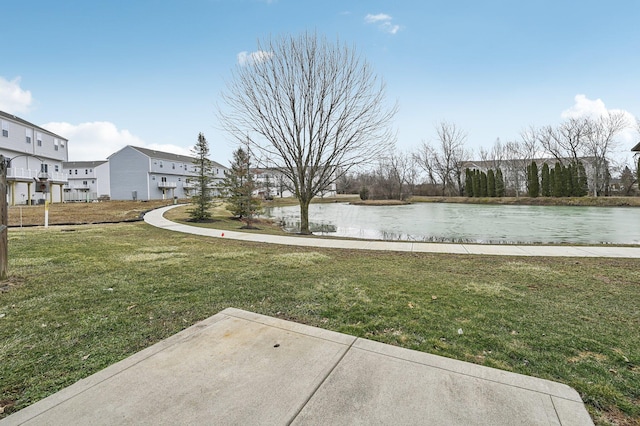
(108, 146), (227, 201)
(63, 161), (110, 201)
(1, 110), (68, 205)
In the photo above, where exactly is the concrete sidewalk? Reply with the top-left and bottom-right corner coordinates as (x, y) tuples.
(1, 308), (593, 425)
(144, 205), (640, 258)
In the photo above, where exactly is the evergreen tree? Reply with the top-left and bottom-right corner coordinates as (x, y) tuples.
(541, 163), (550, 197)
(465, 168), (474, 197)
(549, 168), (556, 197)
(565, 163), (575, 197)
(487, 169), (496, 197)
(188, 133), (214, 222)
(562, 164), (572, 197)
(528, 161), (539, 197)
(553, 163), (563, 197)
(480, 171), (488, 197)
(577, 161), (589, 196)
(495, 168), (505, 197)
(220, 147), (262, 228)
(472, 169), (481, 197)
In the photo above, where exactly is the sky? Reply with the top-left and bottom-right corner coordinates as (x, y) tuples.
(1, 0), (639, 168)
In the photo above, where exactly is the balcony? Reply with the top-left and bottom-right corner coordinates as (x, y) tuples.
(7, 168), (68, 184)
(158, 181), (177, 189)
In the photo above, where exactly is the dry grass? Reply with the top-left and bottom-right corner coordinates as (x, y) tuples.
(7, 200), (175, 226)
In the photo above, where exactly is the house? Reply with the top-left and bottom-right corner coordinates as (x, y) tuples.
(62, 161), (110, 201)
(108, 145), (227, 201)
(0, 110), (68, 205)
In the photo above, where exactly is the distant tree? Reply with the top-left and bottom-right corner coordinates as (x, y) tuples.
(620, 166), (636, 196)
(487, 169), (496, 197)
(540, 163), (550, 197)
(528, 161), (539, 197)
(359, 186), (370, 200)
(553, 163), (564, 197)
(219, 32), (396, 234)
(220, 147), (261, 228)
(495, 168), (505, 197)
(578, 161), (589, 197)
(480, 171), (488, 197)
(472, 170), (481, 197)
(465, 168), (473, 197)
(188, 133), (214, 222)
(416, 121), (470, 196)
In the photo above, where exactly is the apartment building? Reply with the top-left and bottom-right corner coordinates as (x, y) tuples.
(108, 145), (227, 201)
(63, 160), (110, 201)
(0, 110), (68, 205)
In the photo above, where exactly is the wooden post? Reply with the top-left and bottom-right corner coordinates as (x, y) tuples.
(1, 155), (8, 281)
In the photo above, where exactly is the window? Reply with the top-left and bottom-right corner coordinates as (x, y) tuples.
(92, 180), (95, 184)
(36, 132), (42, 146)
(74, 169), (78, 175)
(159, 161), (163, 168)
(54, 165), (59, 172)
(82, 181), (88, 185)
(161, 176), (167, 183)
(69, 170), (72, 175)
(1, 120), (8, 137)
(26, 129), (32, 144)
(54, 139), (59, 151)
(172, 163), (175, 169)
(85, 169), (88, 174)
(41, 164), (48, 173)
(60, 140), (65, 148)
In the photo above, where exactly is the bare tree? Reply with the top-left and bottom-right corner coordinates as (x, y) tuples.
(539, 118), (590, 164)
(374, 150), (417, 200)
(582, 111), (628, 196)
(415, 121), (469, 196)
(219, 32), (396, 234)
(479, 138), (506, 171)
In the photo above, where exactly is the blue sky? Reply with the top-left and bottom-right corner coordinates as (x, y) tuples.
(1, 0), (639, 165)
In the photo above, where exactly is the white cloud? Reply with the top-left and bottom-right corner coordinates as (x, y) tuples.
(561, 94), (608, 119)
(0, 76), (33, 114)
(561, 94), (638, 154)
(365, 13), (392, 24)
(237, 50), (273, 66)
(364, 13), (401, 35)
(40, 121), (190, 161)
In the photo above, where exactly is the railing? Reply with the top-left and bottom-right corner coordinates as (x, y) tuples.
(7, 167), (38, 180)
(158, 181), (177, 188)
(7, 168), (68, 183)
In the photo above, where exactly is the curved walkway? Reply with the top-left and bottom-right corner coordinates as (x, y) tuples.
(144, 205), (640, 258)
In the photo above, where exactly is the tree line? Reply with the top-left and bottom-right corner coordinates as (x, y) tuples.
(338, 117), (640, 200)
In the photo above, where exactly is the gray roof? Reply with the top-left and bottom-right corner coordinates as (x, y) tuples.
(128, 146), (227, 169)
(63, 161), (108, 168)
(0, 110), (68, 141)
(632, 142), (640, 152)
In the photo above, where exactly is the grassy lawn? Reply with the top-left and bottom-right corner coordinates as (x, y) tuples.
(1, 220), (639, 424)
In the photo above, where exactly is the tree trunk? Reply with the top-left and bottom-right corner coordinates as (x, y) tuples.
(299, 199), (312, 234)
(1, 157), (8, 281)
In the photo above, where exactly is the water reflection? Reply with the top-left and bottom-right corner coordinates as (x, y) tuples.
(264, 203), (640, 245)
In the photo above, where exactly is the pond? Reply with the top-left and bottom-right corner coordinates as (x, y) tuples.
(263, 202), (640, 245)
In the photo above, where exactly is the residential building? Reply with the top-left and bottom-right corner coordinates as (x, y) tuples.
(63, 161), (110, 201)
(108, 145), (227, 201)
(252, 167), (337, 199)
(0, 110), (68, 205)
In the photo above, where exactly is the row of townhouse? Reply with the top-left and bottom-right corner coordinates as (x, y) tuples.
(2, 111), (227, 205)
(1, 111), (69, 205)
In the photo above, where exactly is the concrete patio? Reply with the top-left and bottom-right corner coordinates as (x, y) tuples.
(2, 308), (593, 425)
